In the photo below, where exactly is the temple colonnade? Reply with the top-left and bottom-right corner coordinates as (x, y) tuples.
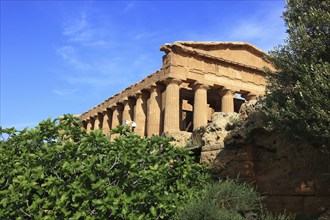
(80, 42), (272, 138)
(81, 77), (257, 138)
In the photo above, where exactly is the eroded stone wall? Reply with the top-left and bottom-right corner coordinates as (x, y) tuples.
(198, 102), (330, 216)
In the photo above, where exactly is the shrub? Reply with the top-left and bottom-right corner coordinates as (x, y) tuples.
(0, 114), (209, 219)
(176, 179), (293, 220)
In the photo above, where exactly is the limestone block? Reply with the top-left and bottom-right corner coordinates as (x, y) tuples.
(162, 130), (191, 148)
(200, 112), (238, 150)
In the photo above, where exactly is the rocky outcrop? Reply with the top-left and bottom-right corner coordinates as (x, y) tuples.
(198, 112), (238, 163)
(164, 101), (330, 216)
(204, 101), (330, 216)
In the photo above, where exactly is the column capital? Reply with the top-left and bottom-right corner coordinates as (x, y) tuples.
(134, 90), (143, 98)
(148, 84), (163, 93)
(218, 88), (235, 96)
(121, 98), (129, 105)
(242, 92), (258, 101)
(135, 90), (149, 99)
(193, 82), (209, 91)
(102, 109), (108, 115)
(164, 78), (182, 86)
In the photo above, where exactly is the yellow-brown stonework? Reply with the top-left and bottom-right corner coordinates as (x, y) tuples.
(79, 41), (273, 137)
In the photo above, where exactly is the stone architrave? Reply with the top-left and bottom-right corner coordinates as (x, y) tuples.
(147, 85), (162, 136)
(134, 92), (148, 136)
(220, 89), (235, 113)
(193, 83), (209, 128)
(164, 78), (182, 132)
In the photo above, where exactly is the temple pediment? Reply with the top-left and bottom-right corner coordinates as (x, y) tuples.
(160, 41), (274, 72)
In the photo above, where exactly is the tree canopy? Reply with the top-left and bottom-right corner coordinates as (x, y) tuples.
(0, 115), (209, 219)
(263, 0), (330, 145)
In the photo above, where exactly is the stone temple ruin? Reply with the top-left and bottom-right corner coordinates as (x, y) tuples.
(80, 41), (273, 138)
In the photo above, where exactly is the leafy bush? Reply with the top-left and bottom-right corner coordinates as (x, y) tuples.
(176, 179), (293, 220)
(0, 115), (209, 219)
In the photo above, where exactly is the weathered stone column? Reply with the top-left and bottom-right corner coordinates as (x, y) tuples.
(110, 105), (123, 141)
(122, 98), (133, 124)
(193, 83), (209, 128)
(89, 117), (95, 131)
(111, 105), (122, 129)
(102, 109), (111, 135)
(147, 85), (162, 136)
(221, 89), (235, 112)
(134, 92), (148, 136)
(164, 78), (182, 132)
(94, 115), (100, 129)
(86, 120), (92, 132)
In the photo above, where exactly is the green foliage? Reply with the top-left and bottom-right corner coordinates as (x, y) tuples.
(226, 117), (244, 131)
(0, 114), (209, 219)
(176, 179), (293, 220)
(262, 0), (330, 145)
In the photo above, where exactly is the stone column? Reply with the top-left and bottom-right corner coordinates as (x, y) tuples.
(193, 83), (209, 128)
(221, 89), (235, 113)
(111, 105), (122, 129)
(102, 109), (111, 135)
(164, 78), (182, 132)
(94, 115), (100, 129)
(122, 98), (133, 125)
(134, 92), (148, 136)
(110, 105), (122, 141)
(147, 85), (162, 136)
(86, 120), (92, 132)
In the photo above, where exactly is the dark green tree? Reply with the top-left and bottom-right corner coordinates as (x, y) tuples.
(262, 0), (330, 145)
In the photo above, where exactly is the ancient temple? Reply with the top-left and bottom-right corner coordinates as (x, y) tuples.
(79, 41), (273, 137)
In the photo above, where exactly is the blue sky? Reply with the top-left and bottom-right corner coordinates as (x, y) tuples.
(1, 0), (286, 130)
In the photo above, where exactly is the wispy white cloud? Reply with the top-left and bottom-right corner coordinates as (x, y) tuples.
(182, 4), (286, 52)
(52, 88), (78, 96)
(61, 9), (111, 47)
(62, 11), (89, 40)
(56, 45), (91, 70)
(122, 2), (135, 14)
(133, 32), (157, 40)
(230, 7), (286, 51)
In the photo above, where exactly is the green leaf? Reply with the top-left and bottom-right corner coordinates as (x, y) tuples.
(150, 206), (157, 217)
